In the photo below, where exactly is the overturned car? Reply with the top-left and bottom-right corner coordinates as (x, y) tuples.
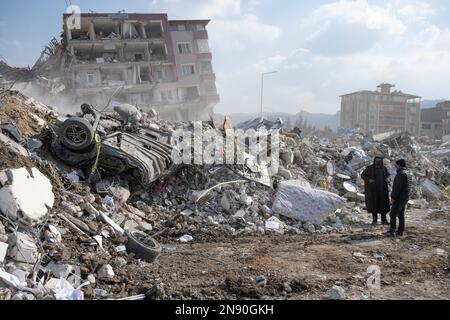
(45, 104), (174, 186)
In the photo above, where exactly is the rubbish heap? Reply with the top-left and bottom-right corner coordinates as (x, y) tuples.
(0, 87), (449, 300)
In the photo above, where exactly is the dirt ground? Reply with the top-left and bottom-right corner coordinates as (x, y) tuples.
(79, 206), (449, 300)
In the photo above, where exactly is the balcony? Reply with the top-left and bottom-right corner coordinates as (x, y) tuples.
(200, 73), (216, 81)
(196, 52), (212, 60)
(193, 30), (208, 40)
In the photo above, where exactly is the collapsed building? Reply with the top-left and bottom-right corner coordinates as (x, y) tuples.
(9, 13), (220, 121)
(0, 86), (449, 300)
(420, 101), (450, 139)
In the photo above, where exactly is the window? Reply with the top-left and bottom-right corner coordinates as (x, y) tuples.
(197, 40), (210, 53)
(447, 111), (450, 117)
(87, 73), (95, 84)
(178, 42), (192, 54)
(422, 123), (432, 130)
(160, 89), (173, 102)
(178, 86), (199, 101)
(182, 64), (195, 76)
(204, 81), (217, 94)
(134, 54), (143, 61)
(177, 24), (186, 31)
(196, 24), (205, 31)
(200, 61), (213, 74)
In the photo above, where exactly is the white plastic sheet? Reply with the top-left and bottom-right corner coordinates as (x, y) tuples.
(53, 278), (84, 300)
(272, 180), (345, 223)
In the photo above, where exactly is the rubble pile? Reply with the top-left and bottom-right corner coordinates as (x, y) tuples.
(0, 88), (449, 300)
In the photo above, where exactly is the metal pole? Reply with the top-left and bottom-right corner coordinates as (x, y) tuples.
(259, 71), (277, 119)
(260, 74), (264, 119)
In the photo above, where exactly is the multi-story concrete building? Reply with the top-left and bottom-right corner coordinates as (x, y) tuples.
(62, 13), (219, 120)
(420, 101), (450, 139)
(340, 83), (421, 135)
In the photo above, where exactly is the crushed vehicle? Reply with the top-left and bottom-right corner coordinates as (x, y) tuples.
(44, 103), (175, 187)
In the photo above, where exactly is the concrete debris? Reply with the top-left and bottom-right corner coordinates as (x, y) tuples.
(45, 262), (74, 279)
(44, 225), (62, 243)
(0, 86), (449, 300)
(326, 285), (346, 300)
(0, 242), (8, 264)
(0, 167), (54, 225)
(8, 232), (40, 264)
(0, 133), (29, 157)
(97, 264), (115, 280)
(11, 292), (35, 300)
(421, 179), (442, 200)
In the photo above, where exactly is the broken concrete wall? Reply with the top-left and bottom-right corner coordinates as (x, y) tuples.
(0, 167), (54, 225)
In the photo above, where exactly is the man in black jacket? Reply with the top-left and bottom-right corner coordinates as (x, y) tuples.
(386, 159), (410, 237)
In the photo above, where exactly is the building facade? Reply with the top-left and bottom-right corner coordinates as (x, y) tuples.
(62, 13), (219, 120)
(421, 101), (450, 139)
(340, 83), (421, 135)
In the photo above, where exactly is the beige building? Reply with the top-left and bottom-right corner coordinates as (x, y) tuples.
(62, 13), (219, 120)
(340, 83), (421, 135)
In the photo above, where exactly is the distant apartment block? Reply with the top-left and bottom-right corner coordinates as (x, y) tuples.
(62, 13), (219, 120)
(340, 83), (421, 135)
(421, 101), (450, 139)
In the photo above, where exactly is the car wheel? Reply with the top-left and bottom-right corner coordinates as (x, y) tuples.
(59, 117), (94, 151)
(125, 229), (162, 263)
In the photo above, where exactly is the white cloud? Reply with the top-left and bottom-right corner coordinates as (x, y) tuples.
(208, 14), (281, 52)
(306, 0), (407, 37)
(151, 0), (240, 19)
(215, 0), (450, 115)
(151, 0), (281, 52)
(396, 1), (436, 22)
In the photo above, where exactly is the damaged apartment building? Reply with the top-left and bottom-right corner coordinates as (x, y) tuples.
(340, 83), (421, 135)
(62, 13), (219, 120)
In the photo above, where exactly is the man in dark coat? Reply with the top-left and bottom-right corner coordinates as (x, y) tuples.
(361, 157), (391, 225)
(385, 159), (410, 237)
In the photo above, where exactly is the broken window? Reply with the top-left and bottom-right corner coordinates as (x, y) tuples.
(140, 66), (149, 82)
(145, 22), (163, 38)
(122, 22), (140, 39)
(134, 54), (143, 61)
(182, 64), (195, 76)
(178, 42), (192, 54)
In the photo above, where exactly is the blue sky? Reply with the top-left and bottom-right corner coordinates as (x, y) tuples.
(1, 0), (450, 115)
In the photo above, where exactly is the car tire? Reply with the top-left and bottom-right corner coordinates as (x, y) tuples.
(125, 229), (162, 263)
(59, 117), (94, 151)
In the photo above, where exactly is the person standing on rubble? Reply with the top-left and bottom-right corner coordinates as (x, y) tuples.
(385, 159), (410, 237)
(361, 157), (391, 225)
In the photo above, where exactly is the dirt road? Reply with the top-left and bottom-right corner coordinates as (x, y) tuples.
(86, 207), (449, 300)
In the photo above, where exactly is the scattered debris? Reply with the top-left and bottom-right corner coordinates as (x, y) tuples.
(326, 285), (346, 300)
